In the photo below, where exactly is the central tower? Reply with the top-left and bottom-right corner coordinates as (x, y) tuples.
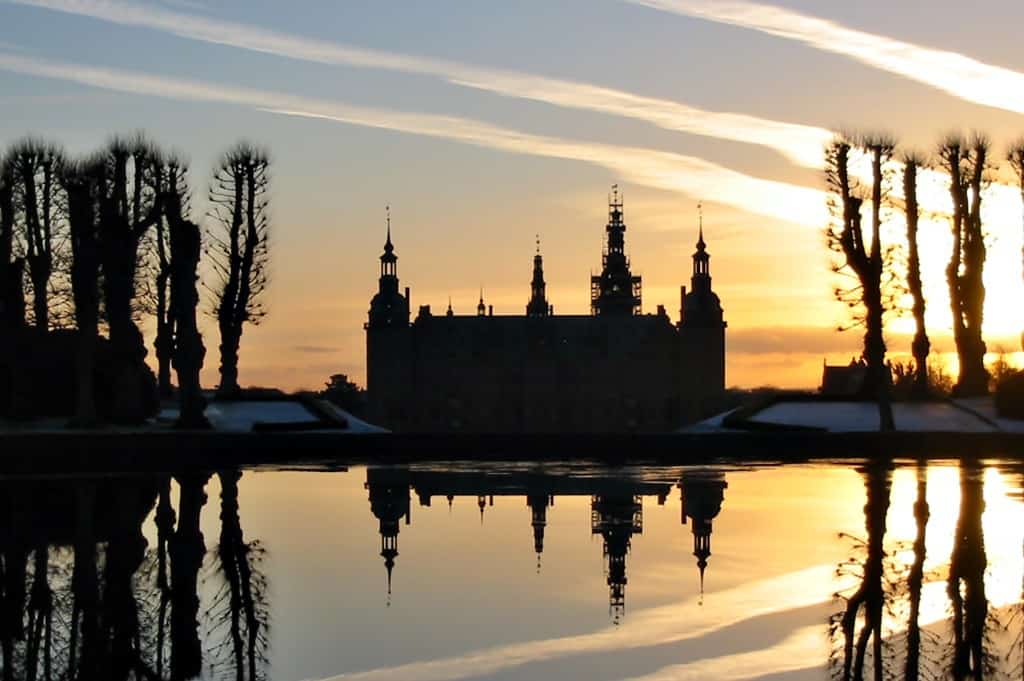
(591, 186), (641, 316)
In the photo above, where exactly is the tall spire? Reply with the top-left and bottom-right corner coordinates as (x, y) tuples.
(591, 185), (642, 316)
(697, 202), (705, 250)
(527, 235), (550, 316)
(385, 204), (393, 249)
(477, 289), (486, 316)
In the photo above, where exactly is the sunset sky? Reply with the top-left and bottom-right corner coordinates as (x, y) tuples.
(3, 0), (1024, 390)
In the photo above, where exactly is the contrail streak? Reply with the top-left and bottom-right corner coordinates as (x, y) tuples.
(6, 0), (832, 167)
(628, 0), (1024, 115)
(0, 51), (828, 228)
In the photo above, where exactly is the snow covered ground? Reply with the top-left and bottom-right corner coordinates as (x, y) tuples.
(157, 398), (389, 433)
(680, 398), (1024, 434)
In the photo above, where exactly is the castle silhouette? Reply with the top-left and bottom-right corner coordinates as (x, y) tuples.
(366, 188), (727, 433)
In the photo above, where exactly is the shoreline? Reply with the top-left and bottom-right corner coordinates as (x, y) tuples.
(0, 429), (1022, 474)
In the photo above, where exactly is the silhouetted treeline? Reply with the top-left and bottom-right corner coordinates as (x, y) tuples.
(0, 134), (273, 427)
(824, 132), (1024, 427)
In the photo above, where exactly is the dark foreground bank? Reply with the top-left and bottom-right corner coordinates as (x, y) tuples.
(0, 429), (1023, 474)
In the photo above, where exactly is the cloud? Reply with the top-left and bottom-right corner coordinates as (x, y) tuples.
(0, 51), (828, 228)
(627, 0), (1024, 115)
(7, 0), (833, 167)
(293, 345), (337, 354)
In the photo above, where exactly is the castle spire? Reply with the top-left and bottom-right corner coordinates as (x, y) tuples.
(527, 235), (550, 316)
(385, 204), (393, 249)
(591, 185), (641, 316)
(697, 202), (705, 251)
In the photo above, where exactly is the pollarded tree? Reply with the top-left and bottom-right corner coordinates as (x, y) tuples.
(149, 155), (191, 399)
(825, 135), (897, 431)
(902, 154), (931, 399)
(5, 139), (66, 331)
(207, 143), (270, 398)
(163, 190), (209, 428)
(939, 134), (990, 397)
(0, 163), (24, 329)
(1009, 140), (1024, 351)
(96, 136), (163, 423)
(61, 158), (104, 426)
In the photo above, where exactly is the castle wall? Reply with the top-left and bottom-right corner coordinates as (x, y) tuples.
(368, 313), (700, 433)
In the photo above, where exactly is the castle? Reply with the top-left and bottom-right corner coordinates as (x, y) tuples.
(366, 189), (726, 433)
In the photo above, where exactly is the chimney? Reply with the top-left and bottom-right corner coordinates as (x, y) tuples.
(488, 305), (494, 316)
(680, 286), (687, 324)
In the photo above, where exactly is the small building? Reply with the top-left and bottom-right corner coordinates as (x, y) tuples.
(365, 190), (727, 433)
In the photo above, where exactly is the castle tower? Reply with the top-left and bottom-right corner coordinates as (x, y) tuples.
(526, 236), (550, 316)
(680, 205), (722, 327)
(591, 186), (642, 316)
(366, 207), (412, 428)
(679, 205), (727, 421)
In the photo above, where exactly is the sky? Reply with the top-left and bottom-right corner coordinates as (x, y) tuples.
(2, 0), (1024, 390)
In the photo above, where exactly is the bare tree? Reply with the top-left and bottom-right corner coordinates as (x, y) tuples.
(826, 135), (896, 431)
(0, 163), (24, 329)
(150, 156), (190, 399)
(903, 155), (931, 399)
(207, 143), (270, 398)
(96, 136), (162, 423)
(163, 191), (209, 428)
(939, 134), (990, 397)
(61, 158), (103, 426)
(5, 139), (66, 331)
(1009, 140), (1024, 352)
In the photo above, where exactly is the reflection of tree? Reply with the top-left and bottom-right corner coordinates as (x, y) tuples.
(947, 461), (992, 680)
(904, 463), (931, 681)
(0, 470), (269, 681)
(831, 460), (892, 681)
(170, 473), (210, 681)
(207, 470), (268, 681)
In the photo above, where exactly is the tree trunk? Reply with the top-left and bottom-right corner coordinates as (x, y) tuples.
(166, 198), (209, 428)
(217, 323), (242, 399)
(155, 288), (174, 400)
(904, 161), (930, 399)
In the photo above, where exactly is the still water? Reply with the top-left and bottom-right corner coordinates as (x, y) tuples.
(2, 459), (1023, 680)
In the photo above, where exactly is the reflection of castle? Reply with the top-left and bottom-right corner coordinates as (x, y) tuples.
(365, 190), (727, 433)
(679, 472), (728, 594)
(364, 467), (729, 619)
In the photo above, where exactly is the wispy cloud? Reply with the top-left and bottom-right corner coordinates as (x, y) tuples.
(0, 51), (828, 227)
(628, 0), (1024, 115)
(6, 0), (832, 167)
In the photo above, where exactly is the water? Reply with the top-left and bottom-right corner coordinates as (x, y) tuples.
(3, 458), (1023, 680)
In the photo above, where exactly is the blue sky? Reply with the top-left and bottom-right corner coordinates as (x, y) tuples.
(3, 0), (1024, 389)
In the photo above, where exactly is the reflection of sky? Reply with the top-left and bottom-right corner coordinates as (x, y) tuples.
(136, 462), (1024, 680)
(3, 1), (1024, 390)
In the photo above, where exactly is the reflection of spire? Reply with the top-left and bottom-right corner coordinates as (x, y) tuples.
(527, 494), (551, 572)
(367, 471), (411, 604)
(478, 494), (486, 524)
(679, 472), (727, 599)
(591, 494), (643, 624)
